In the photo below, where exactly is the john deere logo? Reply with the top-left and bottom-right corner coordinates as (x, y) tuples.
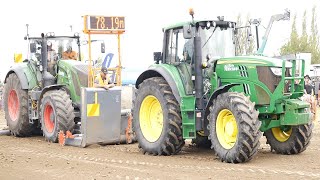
(224, 64), (239, 71)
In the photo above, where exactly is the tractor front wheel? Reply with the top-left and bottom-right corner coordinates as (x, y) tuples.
(133, 77), (184, 155)
(4, 73), (33, 136)
(207, 92), (261, 163)
(40, 90), (75, 142)
(264, 120), (313, 154)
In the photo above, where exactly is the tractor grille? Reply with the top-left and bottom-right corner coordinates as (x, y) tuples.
(256, 67), (290, 93)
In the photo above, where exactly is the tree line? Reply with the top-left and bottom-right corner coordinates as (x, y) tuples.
(280, 5), (319, 64)
(236, 5), (319, 63)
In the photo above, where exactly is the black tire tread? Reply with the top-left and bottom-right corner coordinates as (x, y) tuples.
(40, 90), (75, 142)
(4, 73), (33, 136)
(264, 119), (313, 155)
(133, 77), (184, 156)
(207, 92), (261, 163)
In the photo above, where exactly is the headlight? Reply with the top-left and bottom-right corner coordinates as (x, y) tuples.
(206, 21), (211, 28)
(270, 67), (282, 76)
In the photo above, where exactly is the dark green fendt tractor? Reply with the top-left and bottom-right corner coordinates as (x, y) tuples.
(133, 11), (313, 163)
(3, 32), (89, 142)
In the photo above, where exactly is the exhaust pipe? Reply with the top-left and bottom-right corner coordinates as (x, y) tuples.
(41, 33), (55, 87)
(194, 36), (204, 131)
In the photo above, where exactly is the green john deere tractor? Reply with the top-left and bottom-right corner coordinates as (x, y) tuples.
(3, 32), (90, 142)
(132, 11), (313, 163)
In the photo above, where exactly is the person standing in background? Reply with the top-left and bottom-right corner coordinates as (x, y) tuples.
(302, 75), (317, 121)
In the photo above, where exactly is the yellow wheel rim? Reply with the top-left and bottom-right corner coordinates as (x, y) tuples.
(139, 95), (163, 142)
(271, 127), (292, 142)
(216, 109), (238, 149)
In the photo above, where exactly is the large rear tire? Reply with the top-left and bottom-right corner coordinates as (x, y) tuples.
(40, 90), (75, 142)
(4, 73), (33, 136)
(264, 120), (313, 154)
(207, 92), (261, 163)
(133, 77), (184, 155)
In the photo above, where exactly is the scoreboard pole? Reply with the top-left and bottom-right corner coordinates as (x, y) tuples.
(117, 33), (122, 86)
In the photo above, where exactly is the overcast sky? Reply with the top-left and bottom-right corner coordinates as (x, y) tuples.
(0, 0), (318, 81)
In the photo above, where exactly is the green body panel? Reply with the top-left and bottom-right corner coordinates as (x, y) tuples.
(57, 60), (89, 104)
(149, 64), (188, 97)
(259, 99), (310, 131)
(24, 63), (40, 89)
(6, 62), (41, 90)
(181, 96), (196, 138)
(217, 55), (286, 67)
(6, 60), (88, 105)
(213, 55), (308, 131)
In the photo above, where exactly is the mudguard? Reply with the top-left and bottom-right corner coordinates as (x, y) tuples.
(4, 63), (38, 90)
(135, 65), (186, 103)
(203, 83), (240, 135)
(5, 69), (29, 90)
(39, 85), (66, 101)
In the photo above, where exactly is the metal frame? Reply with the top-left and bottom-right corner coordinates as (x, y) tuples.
(82, 15), (125, 87)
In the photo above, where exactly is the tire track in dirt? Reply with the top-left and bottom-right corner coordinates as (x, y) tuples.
(0, 147), (150, 180)
(5, 146), (320, 179)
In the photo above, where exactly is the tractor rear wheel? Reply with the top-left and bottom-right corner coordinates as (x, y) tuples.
(40, 90), (75, 142)
(207, 92), (261, 163)
(264, 120), (313, 154)
(4, 73), (33, 136)
(133, 77), (184, 155)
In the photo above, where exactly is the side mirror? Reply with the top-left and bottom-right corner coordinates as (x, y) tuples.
(153, 52), (162, 63)
(30, 43), (37, 53)
(183, 25), (192, 39)
(101, 42), (105, 53)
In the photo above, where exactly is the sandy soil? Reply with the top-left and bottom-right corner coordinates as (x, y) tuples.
(0, 105), (320, 179)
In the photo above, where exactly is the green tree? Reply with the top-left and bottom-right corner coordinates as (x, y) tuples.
(280, 6), (320, 64)
(280, 13), (299, 54)
(299, 10), (309, 52)
(309, 5), (320, 63)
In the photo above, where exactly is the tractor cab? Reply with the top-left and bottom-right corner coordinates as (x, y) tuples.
(156, 18), (236, 65)
(27, 33), (82, 76)
(153, 17), (237, 96)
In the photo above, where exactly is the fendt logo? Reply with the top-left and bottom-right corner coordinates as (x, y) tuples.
(224, 64), (239, 71)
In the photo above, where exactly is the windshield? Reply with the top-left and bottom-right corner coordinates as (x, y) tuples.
(200, 27), (236, 59)
(29, 38), (80, 61)
(48, 38), (79, 60)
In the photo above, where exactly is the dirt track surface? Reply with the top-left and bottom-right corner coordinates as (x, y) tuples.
(1, 110), (320, 180)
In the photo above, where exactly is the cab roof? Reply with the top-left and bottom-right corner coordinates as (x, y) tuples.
(162, 19), (236, 31)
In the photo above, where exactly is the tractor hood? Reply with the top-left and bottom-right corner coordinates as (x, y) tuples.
(217, 55), (292, 67)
